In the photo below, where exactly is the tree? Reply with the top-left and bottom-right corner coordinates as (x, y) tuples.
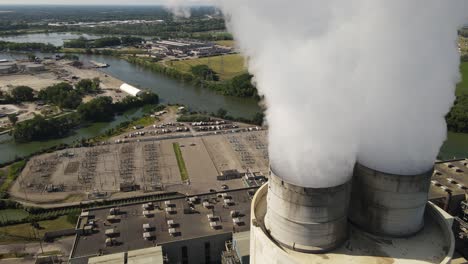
(38, 82), (82, 109)
(8, 114), (18, 125)
(75, 78), (101, 94)
(77, 96), (114, 122)
(216, 108), (228, 118)
(11, 86), (35, 102)
(252, 112), (264, 126)
(446, 94), (468, 133)
(226, 73), (258, 98)
(139, 91), (159, 105)
(191, 65), (219, 81)
(27, 54), (36, 61)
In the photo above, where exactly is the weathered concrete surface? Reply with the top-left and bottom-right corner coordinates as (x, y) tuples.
(264, 170), (351, 253)
(349, 163), (433, 237)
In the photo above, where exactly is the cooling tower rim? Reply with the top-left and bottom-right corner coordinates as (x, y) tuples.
(269, 165), (352, 191)
(354, 162), (434, 178)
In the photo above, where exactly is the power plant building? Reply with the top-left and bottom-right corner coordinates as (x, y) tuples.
(65, 160), (467, 264)
(250, 181), (455, 264)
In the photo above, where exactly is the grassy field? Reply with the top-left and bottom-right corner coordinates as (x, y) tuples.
(215, 40), (236, 48)
(173, 143), (189, 181)
(457, 62), (468, 96)
(0, 209), (29, 222)
(0, 216), (74, 244)
(167, 54), (246, 80)
(0, 160), (26, 194)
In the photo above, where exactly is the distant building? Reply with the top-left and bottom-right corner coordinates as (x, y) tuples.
(0, 63), (18, 75)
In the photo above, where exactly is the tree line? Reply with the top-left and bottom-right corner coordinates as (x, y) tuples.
(127, 57), (259, 99)
(446, 94), (468, 133)
(0, 41), (59, 53)
(63, 36), (144, 49)
(9, 80), (159, 142)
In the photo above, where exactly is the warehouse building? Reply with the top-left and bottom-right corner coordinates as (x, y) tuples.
(119, 83), (144, 97)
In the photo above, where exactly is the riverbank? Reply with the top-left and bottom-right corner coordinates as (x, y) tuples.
(126, 55), (259, 99)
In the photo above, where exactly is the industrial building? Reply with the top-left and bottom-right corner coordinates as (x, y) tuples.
(119, 83), (144, 97)
(62, 146), (468, 264)
(429, 159), (468, 260)
(69, 188), (256, 264)
(0, 62), (18, 74)
(250, 177), (455, 263)
(146, 39), (232, 58)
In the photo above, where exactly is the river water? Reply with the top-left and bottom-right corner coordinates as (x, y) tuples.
(0, 32), (105, 46)
(0, 48), (260, 163)
(0, 33), (466, 163)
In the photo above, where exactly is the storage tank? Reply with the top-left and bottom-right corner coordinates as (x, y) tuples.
(264, 168), (351, 253)
(349, 163), (433, 237)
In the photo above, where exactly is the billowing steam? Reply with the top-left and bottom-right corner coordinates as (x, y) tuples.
(169, 1), (468, 187)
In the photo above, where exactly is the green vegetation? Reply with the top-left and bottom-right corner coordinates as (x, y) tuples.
(169, 54), (245, 80)
(13, 87), (159, 142)
(0, 41), (58, 53)
(215, 40), (236, 48)
(1, 85), (35, 104)
(127, 56), (258, 99)
(446, 62), (468, 133)
(64, 36), (144, 49)
(0, 252), (30, 259)
(64, 36), (121, 49)
(173, 143), (189, 181)
(60, 47), (148, 56)
(77, 96), (114, 122)
(69, 18), (227, 39)
(456, 62), (468, 96)
(191, 65), (219, 81)
(0, 209), (29, 223)
(177, 114), (212, 123)
(38, 82), (82, 109)
(0, 161), (26, 198)
(66, 211), (80, 225)
(0, 216), (73, 244)
(7, 114), (18, 126)
(75, 78), (101, 94)
(92, 113), (159, 142)
(446, 94), (468, 133)
(10, 86), (35, 102)
(12, 115), (79, 142)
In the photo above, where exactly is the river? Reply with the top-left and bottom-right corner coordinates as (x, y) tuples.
(0, 32), (105, 46)
(0, 32), (466, 163)
(0, 50), (260, 163)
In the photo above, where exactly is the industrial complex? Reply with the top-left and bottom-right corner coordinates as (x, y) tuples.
(0, 112), (466, 264)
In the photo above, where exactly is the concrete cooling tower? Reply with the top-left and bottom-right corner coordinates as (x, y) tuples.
(349, 163), (433, 237)
(264, 169), (351, 252)
(250, 167), (456, 264)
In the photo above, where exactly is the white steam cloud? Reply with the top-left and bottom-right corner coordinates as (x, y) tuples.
(169, 1), (468, 187)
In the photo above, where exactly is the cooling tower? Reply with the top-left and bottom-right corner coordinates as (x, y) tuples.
(349, 163), (433, 237)
(264, 168), (351, 253)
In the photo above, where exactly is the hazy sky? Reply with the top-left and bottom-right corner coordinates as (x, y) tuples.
(0, 0), (197, 5)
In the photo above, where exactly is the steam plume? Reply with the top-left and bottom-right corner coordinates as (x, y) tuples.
(169, 0), (468, 187)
